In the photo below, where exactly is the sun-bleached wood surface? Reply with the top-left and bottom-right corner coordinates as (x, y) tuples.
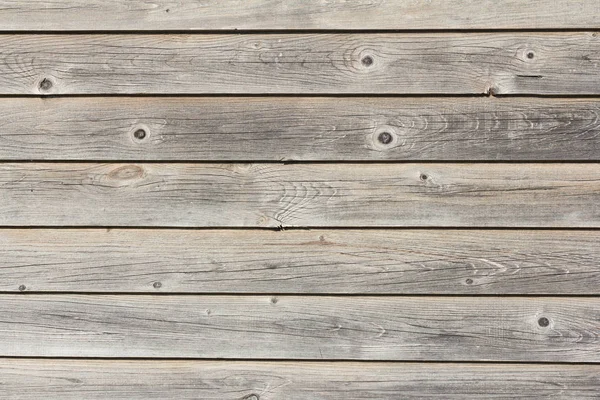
(1, 33), (599, 95)
(2, 97), (600, 161)
(1, 360), (598, 400)
(2, 229), (599, 294)
(0, 295), (598, 361)
(0, 0), (598, 31)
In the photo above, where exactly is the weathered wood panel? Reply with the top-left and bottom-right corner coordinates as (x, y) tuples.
(0, 295), (597, 361)
(3, 229), (600, 294)
(0, 0), (598, 31)
(2, 33), (599, 95)
(1, 163), (599, 227)
(1, 360), (599, 399)
(3, 97), (600, 161)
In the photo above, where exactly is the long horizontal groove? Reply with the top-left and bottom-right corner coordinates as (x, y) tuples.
(0, 295), (597, 361)
(1, 29), (600, 35)
(1, 163), (599, 228)
(2, 357), (599, 364)
(2, 229), (600, 294)
(3, 97), (600, 161)
(1, 360), (597, 400)
(1, 33), (599, 95)
(0, 0), (597, 31)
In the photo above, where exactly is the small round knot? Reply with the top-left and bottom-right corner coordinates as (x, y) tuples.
(134, 129), (147, 140)
(538, 317), (550, 327)
(18, 284), (26, 292)
(243, 395), (259, 400)
(465, 278), (473, 285)
(270, 297), (278, 304)
(361, 55), (374, 67)
(378, 131), (393, 145)
(526, 51), (535, 59)
(420, 173), (428, 181)
(153, 281), (162, 289)
(39, 78), (53, 91)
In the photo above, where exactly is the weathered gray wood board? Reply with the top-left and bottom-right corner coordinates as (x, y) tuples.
(3, 229), (600, 294)
(1, 163), (599, 227)
(3, 33), (600, 95)
(3, 97), (600, 161)
(0, 295), (598, 361)
(0, 0), (598, 31)
(1, 360), (598, 400)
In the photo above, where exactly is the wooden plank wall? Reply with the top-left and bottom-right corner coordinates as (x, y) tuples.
(0, 1), (599, 398)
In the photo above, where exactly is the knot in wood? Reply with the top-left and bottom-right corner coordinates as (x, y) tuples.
(378, 131), (393, 145)
(39, 78), (53, 91)
(538, 317), (550, 327)
(361, 55), (374, 67)
(134, 129), (147, 140)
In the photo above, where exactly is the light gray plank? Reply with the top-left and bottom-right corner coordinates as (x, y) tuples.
(3, 229), (600, 294)
(1, 163), (599, 227)
(1, 360), (599, 400)
(3, 97), (600, 161)
(0, 0), (598, 30)
(0, 295), (598, 361)
(2, 33), (599, 95)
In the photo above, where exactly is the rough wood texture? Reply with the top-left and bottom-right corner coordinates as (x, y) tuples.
(2, 33), (600, 95)
(1, 163), (599, 227)
(3, 97), (600, 161)
(3, 229), (600, 294)
(1, 360), (599, 400)
(0, 0), (598, 31)
(0, 295), (598, 361)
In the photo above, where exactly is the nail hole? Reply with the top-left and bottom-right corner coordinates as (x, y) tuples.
(538, 317), (550, 327)
(39, 78), (53, 91)
(153, 281), (162, 289)
(526, 51), (535, 59)
(18, 285), (26, 292)
(361, 55), (374, 67)
(465, 278), (473, 285)
(134, 129), (147, 140)
(378, 131), (393, 145)
(420, 174), (428, 181)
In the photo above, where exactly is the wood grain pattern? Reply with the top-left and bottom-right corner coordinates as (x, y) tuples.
(0, 0), (598, 31)
(3, 97), (600, 161)
(1, 163), (599, 227)
(1, 360), (599, 399)
(3, 229), (600, 294)
(2, 33), (600, 95)
(0, 295), (598, 361)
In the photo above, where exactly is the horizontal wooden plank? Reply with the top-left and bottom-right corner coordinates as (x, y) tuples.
(1, 163), (599, 227)
(0, 295), (598, 361)
(0, 1), (598, 31)
(2, 33), (599, 95)
(2, 360), (599, 400)
(3, 229), (600, 294)
(3, 97), (600, 161)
